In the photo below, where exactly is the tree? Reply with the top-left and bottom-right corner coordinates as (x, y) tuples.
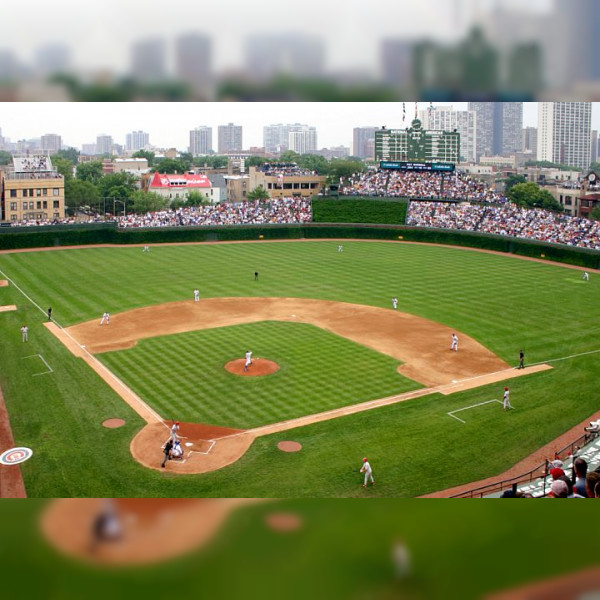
(178, 152), (194, 171)
(296, 154), (329, 174)
(278, 150), (300, 163)
(504, 174), (527, 193)
(326, 159), (366, 183)
(0, 150), (12, 165)
(97, 172), (138, 200)
(151, 158), (188, 174)
(192, 155), (228, 169)
(51, 157), (74, 182)
(246, 186), (270, 201)
(245, 156), (271, 168)
(131, 190), (168, 214)
(132, 150), (155, 167)
(508, 182), (563, 211)
(53, 148), (79, 163)
(589, 205), (600, 221)
(76, 161), (104, 185)
(64, 179), (101, 213)
(186, 191), (209, 206)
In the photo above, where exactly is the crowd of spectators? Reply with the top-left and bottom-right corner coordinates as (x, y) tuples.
(116, 198), (312, 228)
(407, 201), (600, 250)
(258, 163), (317, 177)
(340, 169), (507, 203)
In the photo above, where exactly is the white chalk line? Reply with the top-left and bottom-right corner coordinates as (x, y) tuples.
(447, 399), (503, 424)
(0, 267), (164, 425)
(22, 353), (53, 376)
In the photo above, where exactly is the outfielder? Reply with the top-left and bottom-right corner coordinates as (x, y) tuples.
(583, 271), (589, 281)
(244, 350), (253, 372)
(360, 457), (374, 487)
(450, 333), (458, 352)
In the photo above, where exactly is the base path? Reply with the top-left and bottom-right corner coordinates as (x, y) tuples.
(0, 384), (27, 498)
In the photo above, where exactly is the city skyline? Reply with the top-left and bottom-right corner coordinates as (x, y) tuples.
(1, 102), (598, 156)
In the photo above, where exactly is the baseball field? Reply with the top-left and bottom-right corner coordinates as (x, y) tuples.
(0, 239), (599, 497)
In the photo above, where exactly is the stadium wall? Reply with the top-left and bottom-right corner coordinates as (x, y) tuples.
(0, 222), (598, 268)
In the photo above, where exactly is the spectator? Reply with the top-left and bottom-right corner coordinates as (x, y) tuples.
(573, 458), (589, 498)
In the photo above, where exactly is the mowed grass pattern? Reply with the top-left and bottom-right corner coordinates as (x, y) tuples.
(99, 321), (417, 429)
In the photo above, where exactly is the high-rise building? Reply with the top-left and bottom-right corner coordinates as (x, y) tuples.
(537, 102), (592, 170)
(522, 126), (538, 156)
(592, 130), (599, 165)
(131, 37), (167, 81)
(41, 134), (62, 154)
(352, 127), (377, 159)
(218, 123), (243, 154)
(96, 134), (114, 156)
(34, 43), (71, 76)
(379, 39), (413, 87)
(244, 34), (325, 80)
(468, 102), (523, 159)
(125, 131), (150, 153)
(263, 124), (316, 154)
(175, 33), (212, 89)
(189, 126), (213, 156)
(288, 126), (318, 155)
(418, 107), (476, 163)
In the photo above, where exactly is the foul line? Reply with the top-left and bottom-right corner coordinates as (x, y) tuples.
(447, 399), (502, 424)
(529, 347), (600, 366)
(22, 354), (53, 376)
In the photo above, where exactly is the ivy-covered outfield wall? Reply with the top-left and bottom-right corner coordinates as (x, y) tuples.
(0, 221), (598, 269)
(312, 197), (408, 224)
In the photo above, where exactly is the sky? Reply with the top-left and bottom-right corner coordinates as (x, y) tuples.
(1, 102), (587, 152)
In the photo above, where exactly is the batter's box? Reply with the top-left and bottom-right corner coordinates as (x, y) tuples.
(447, 399), (502, 424)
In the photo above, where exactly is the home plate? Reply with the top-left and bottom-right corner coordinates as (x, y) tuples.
(290, 314), (296, 318)
(185, 442), (194, 447)
(452, 380), (458, 383)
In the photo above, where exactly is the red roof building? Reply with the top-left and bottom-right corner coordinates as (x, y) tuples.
(148, 172), (214, 202)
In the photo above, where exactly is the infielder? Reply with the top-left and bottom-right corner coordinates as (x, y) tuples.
(450, 333), (458, 352)
(392, 297), (398, 310)
(193, 289), (200, 302)
(100, 312), (110, 325)
(244, 349), (253, 372)
(360, 457), (374, 487)
(503, 387), (513, 411)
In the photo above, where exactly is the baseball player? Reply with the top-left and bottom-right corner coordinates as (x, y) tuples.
(360, 457), (374, 487)
(450, 333), (458, 352)
(582, 271), (589, 281)
(143, 245), (150, 253)
(170, 421), (180, 442)
(392, 297), (398, 310)
(100, 312), (110, 325)
(518, 350), (525, 369)
(503, 387), (513, 411)
(338, 244), (344, 252)
(193, 289), (200, 302)
(244, 350), (253, 372)
(20, 324), (28, 342)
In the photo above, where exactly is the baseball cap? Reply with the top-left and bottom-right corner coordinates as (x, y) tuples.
(363, 457), (368, 462)
(551, 479), (568, 498)
(550, 467), (565, 480)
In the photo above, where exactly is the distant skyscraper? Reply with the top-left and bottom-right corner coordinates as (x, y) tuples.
(379, 39), (414, 86)
(175, 33), (212, 89)
(125, 131), (150, 152)
(41, 134), (62, 154)
(263, 124), (315, 154)
(0, 50), (20, 80)
(189, 126), (213, 156)
(34, 43), (71, 75)
(81, 144), (97, 156)
(522, 126), (538, 156)
(218, 123), (243, 154)
(131, 38), (167, 81)
(591, 130), (598, 165)
(244, 34), (325, 80)
(96, 134), (114, 156)
(537, 102), (592, 169)
(419, 107), (476, 163)
(288, 126), (317, 155)
(469, 102), (522, 159)
(352, 127), (377, 159)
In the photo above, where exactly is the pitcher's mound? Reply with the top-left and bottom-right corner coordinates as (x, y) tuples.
(225, 358), (280, 377)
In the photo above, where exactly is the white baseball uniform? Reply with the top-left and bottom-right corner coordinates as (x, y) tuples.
(392, 297), (398, 310)
(244, 350), (252, 371)
(503, 389), (513, 410)
(100, 312), (110, 325)
(361, 460), (374, 486)
(193, 289), (200, 302)
(451, 333), (458, 352)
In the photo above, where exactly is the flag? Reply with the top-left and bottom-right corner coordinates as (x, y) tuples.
(402, 102), (406, 123)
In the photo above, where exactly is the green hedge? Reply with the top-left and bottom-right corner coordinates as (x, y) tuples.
(312, 198), (408, 224)
(0, 222), (598, 269)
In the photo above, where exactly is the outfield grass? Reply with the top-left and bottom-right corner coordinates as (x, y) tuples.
(2, 500), (600, 600)
(99, 321), (418, 429)
(0, 240), (599, 497)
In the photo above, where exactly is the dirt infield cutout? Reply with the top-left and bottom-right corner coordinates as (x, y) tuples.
(277, 441), (302, 452)
(0, 280), (8, 287)
(225, 358), (280, 376)
(46, 297), (554, 476)
(102, 418), (126, 428)
(0, 305), (17, 312)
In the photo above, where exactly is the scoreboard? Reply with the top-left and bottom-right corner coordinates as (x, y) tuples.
(380, 161), (455, 172)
